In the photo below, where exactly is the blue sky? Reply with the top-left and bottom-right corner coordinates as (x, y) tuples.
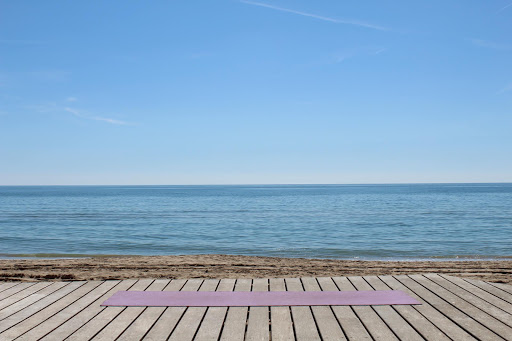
(1, 0), (511, 185)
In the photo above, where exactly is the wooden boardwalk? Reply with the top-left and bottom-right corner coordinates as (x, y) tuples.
(0, 274), (511, 340)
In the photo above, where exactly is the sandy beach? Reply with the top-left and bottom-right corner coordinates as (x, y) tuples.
(0, 254), (510, 284)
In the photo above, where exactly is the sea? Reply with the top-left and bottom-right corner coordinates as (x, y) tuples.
(0, 184), (511, 260)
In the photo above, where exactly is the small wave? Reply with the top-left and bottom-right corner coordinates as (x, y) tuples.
(0, 253), (125, 259)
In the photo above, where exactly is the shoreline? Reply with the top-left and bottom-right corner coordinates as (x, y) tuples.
(1, 254), (511, 284)
(1, 256), (512, 262)
(2, 253), (511, 262)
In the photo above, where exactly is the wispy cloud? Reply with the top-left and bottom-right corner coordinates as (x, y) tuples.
(497, 2), (512, 13)
(91, 116), (130, 125)
(469, 38), (512, 51)
(63, 107), (87, 118)
(497, 83), (512, 94)
(64, 107), (130, 125)
(28, 102), (131, 126)
(66, 97), (78, 102)
(240, 0), (389, 31)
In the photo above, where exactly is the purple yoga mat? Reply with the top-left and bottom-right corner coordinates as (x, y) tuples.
(101, 290), (421, 307)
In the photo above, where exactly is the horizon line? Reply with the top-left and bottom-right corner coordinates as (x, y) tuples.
(1, 182), (510, 187)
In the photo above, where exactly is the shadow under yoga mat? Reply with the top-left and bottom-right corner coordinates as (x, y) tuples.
(101, 290), (421, 307)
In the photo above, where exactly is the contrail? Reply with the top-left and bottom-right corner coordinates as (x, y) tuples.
(497, 2), (512, 13)
(240, 0), (389, 31)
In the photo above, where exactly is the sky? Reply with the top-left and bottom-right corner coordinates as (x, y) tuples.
(0, 0), (511, 185)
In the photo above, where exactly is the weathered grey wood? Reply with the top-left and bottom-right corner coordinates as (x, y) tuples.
(0, 281), (85, 335)
(115, 279), (176, 340)
(0, 282), (36, 301)
(194, 278), (235, 341)
(0, 282), (20, 293)
(0, 281), (97, 339)
(316, 277), (372, 341)
(269, 278), (294, 341)
(379, 275), (477, 341)
(333, 276), (397, 341)
(285, 277), (321, 340)
(461, 276), (512, 305)
(348, 276), (424, 341)
(91, 279), (168, 341)
(16, 280), (120, 341)
(1, 275), (510, 340)
(364, 276), (449, 341)
(394, 275), (502, 341)
(41, 279), (137, 341)
(220, 278), (251, 341)
(441, 275), (512, 312)
(0, 282), (66, 319)
(0, 282), (51, 311)
(65, 279), (153, 341)
(410, 274), (512, 340)
(425, 274), (512, 327)
(491, 282), (512, 295)
(245, 278), (270, 341)
(168, 279), (219, 341)
(142, 279), (196, 341)
(301, 277), (347, 340)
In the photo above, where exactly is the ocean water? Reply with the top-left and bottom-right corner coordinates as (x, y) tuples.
(0, 184), (511, 260)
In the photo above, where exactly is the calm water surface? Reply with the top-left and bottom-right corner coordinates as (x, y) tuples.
(0, 184), (511, 260)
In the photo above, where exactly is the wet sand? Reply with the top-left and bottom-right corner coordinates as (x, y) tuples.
(0, 255), (510, 284)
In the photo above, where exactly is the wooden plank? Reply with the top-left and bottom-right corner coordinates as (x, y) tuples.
(461, 276), (512, 305)
(0, 282), (52, 311)
(143, 279), (198, 341)
(194, 278), (235, 341)
(0, 282), (52, 312)
(40, 279), (137, 341)
(348, 276), (424, 341)
(0, 281), (86, 336)
(91, 279), (168, 341)
(394, 275), (502, 341)
(269, 278), (294, 341)
(0, 281), (99, 339)
(0, 282), (68, 321)
(0, 282), (20, 293)
(301, 277), (346, 340)
(0, 282), (36, 301)
(65, 279), (153, 341)
(441, 275), (512, 312)
(245, 278), (270, 341)
(425, 274), (512, 327)
(490, 282), (512, 295)
(316, 277), (372, 341)
(364, 276), (449, 341)
(409, 274), (512, 340)
(333, 276), (397, 341)
(220, 278), (251, 341)
(285, 277), (321, 340)
(168, 279), (220, 341)
(379, 275), (477, 341)
(16, 280), (121, 341)
(115, 279), (176, 340)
